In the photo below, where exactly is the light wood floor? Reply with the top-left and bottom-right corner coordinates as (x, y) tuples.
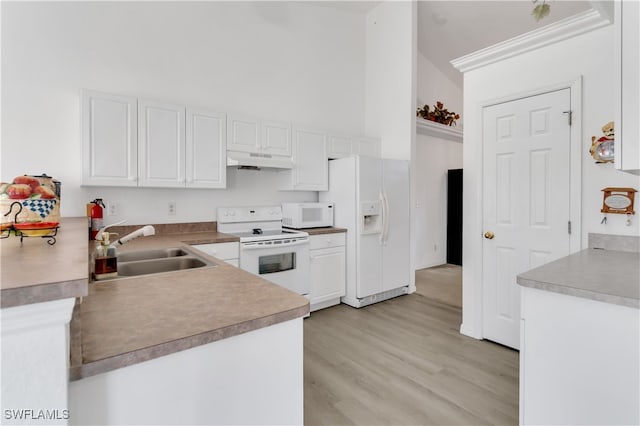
(304, 293), (519, 425)
(415, 264), (462, 308)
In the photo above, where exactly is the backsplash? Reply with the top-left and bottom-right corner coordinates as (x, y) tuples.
(588, 233), (640, 253)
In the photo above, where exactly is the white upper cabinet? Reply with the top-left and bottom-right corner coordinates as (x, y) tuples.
(227, 115), (292, 157)
(226, 115), (260, 153)
(82, 90), (138, 186)
(281, 127), (328, 191)
(262, 120), (292, 156)
(138, 100), (186, 188)
(355, 137), (381, 157)
(615, 0), (640, 175)
(186, 108), (227, 189)
(328, 135), (353, 159)
(327, 134), (381, 159)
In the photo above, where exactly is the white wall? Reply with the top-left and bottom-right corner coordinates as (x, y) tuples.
(461, 25), (640, 338)
(414, 137), (463, 269)
(365, 1), (415, 161)
(414, 51), (464, 269)
(1, 2), (366, 224)
(416, 51), (463, 126)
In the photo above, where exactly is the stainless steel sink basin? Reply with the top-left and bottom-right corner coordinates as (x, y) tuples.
(117, 247), (188, 262)
(117, 257), (208, 277)
(92, 246), (216, 281)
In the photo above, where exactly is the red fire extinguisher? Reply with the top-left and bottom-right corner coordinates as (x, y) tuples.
(88, 198), (105, 240)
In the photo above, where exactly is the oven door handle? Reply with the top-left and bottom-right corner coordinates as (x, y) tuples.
(240, 239), (309, 250)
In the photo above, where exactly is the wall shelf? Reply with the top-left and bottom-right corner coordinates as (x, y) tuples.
(416, 118), (463, 142)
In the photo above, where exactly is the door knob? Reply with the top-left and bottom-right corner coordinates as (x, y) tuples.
(484, 231), (495, 239)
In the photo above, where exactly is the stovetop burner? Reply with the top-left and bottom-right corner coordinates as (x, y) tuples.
(252, 228), (263, 235)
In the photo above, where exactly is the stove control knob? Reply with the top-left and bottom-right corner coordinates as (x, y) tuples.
(269, 209), (274, 215)
(222, 211), (229, 217)
(230, 210), (236, 217)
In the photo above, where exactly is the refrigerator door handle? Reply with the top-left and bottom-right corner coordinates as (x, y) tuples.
(379, 190), (386, 245)
(382, 189), (391, 245)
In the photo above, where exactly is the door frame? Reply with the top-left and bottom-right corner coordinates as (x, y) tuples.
(461, 77), (582, 340)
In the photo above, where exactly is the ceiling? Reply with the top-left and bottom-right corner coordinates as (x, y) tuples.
(419, 1), (593, 88)
(313, 1), (594, 89)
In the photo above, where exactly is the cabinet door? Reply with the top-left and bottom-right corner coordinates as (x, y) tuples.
(186, 108), (226, 189)
(262, 120), (292, 156)
(615, 0), (640, 174)
(355, 137), (381, 158)
(291, 128), (328, 190)
(82, 90), (138, 186)
(309, 246), (346, 306)
(227, 115), (260, 154)
(138, 100), (185, 187)
(328, 135), (353, 159)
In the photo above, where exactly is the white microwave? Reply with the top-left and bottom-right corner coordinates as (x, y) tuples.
(281, 202), (334, 229)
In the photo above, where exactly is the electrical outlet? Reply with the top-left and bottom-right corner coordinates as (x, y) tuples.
(107, 202), (118, 216)
(168, 202), (176, 215)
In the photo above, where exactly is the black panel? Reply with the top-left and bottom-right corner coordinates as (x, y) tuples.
(447, 169), (463, 266)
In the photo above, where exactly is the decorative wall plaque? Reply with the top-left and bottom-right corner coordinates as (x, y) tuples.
(601, 187), (637, 215)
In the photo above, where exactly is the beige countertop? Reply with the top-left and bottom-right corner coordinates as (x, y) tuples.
(517, 248), (640, 308)
(1, 217), (89, 308)
(71, 229), (309, 381)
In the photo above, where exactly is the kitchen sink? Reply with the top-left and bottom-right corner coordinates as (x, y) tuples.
(117, 257), (209, 277)
(93, 246), (217, 281)
(117, 247), (188, 262)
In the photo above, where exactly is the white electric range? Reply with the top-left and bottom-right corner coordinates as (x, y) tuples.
(217, 206), (310, 296)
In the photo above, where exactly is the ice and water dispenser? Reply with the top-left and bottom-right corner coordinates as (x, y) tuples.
(360, 201), (382, 234)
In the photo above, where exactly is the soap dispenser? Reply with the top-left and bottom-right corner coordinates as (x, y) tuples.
(93, 231), (118, 280)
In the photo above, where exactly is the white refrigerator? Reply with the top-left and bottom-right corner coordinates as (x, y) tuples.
(319, 155), (410, 308)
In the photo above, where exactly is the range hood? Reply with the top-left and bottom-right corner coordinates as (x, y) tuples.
(226, 151), (293, 170)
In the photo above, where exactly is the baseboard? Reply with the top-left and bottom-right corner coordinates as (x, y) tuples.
(460, 323), (482, 340)
(415, 261), (447, 271)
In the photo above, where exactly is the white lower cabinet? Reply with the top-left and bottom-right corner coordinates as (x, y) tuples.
(520, 286), (639, 425)
(308, 233), (346, 312)
(191, 242), (239, 267)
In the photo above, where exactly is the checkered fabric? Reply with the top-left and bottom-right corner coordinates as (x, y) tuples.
(22, 199), (57, 218)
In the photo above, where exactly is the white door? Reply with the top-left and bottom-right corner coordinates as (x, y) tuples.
(186, 108), (226, 189)
(81, 90), (138, 187)
(357, 156), (383, 298)
(381, 159), (410, 292)
(482, 88), (572, 349)
(138, 100), (185, 188)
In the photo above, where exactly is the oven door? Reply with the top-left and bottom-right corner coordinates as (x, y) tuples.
(239, 239), (310, 295)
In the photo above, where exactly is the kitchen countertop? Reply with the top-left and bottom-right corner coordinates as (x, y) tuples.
(70, 230), (309, 381)
(517, 248), (640, 308)
(1, 217), (89, 308)
(297, 226), (347, 235)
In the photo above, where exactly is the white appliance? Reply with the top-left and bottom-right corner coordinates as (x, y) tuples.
(217, 206), (310, 296)
(319, 156), (410, 307)
(281, 202), (334, 229)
